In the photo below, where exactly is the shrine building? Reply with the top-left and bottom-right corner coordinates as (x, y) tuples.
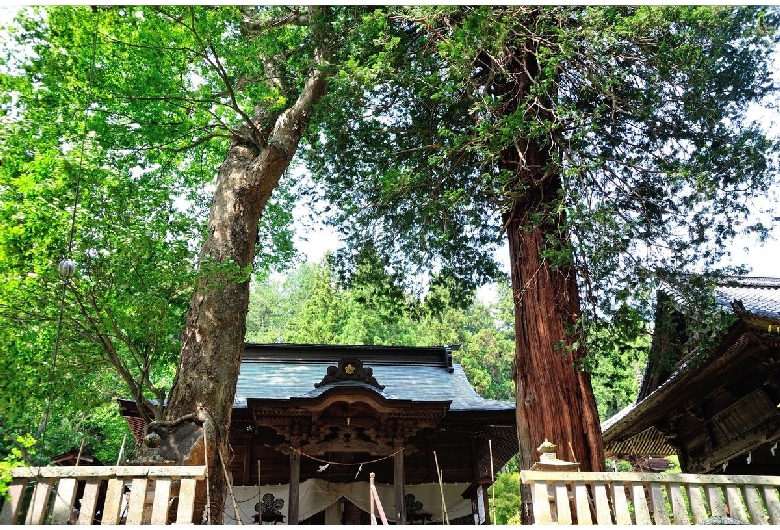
(120, 343), (518, 524)
(603, 277), (780, 476)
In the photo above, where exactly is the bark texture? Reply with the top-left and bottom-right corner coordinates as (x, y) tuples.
(495, 28), (605, 524)
(505, 197), (605, 464)
(149, 30), (330, 523)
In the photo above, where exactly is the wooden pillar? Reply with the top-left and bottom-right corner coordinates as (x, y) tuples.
(394, 448), (406, 525)
(426, 433), (437, 482)
(469, 435), (480, 479)
(288, 450), (300, 525)
(463, 478), (493, 525)
(243, 431), (252, 485)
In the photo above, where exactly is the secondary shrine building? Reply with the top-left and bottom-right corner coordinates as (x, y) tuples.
(120, 343), (518, 525)
(602, 277), (780, 476)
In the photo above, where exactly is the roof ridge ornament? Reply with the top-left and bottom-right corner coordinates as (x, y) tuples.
(314, 357), (385, 390)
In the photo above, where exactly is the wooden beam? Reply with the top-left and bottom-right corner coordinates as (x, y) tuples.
(243, 432), (251, 485)
(469, 435), (480, 481)
(394, 448), (406, 525)
(427, 433), (437, 483)
(10, 465), (206, 479)
(288, 450), (300, 525)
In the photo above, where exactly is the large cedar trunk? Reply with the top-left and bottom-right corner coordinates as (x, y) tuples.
(503, 140), (606, 475)
(142, 57), (329, 523)
(505, 196), (605, 522)
(497, 27), (605, 524)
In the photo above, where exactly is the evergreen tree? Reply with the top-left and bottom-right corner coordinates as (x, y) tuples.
(305, 9), (779, 520)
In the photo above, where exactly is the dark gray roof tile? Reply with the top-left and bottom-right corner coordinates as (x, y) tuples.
(235, 346), (513, 412)
(716, 277), (780, 319)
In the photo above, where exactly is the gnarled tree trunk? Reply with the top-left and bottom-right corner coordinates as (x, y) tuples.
(144, 32), (330, 523)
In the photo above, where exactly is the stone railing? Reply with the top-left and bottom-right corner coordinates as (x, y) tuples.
(0, 465), (206, 525)
(521, 469), (780, 525)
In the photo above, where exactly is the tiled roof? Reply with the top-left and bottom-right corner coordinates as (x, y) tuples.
(603, 425), (678, 457)
(235, 343), (514, 412)
(715, 277), (780, 320)
(601, 276), (780, 457)
(600, 401), (635, 433)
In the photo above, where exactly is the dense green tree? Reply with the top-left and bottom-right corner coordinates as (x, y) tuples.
(305, 10), (779, 521)
(264, 248), (417, 346)
(0, 3), (204, 456)
(412, 278), (516, 401)
(283, 259), (350, 344)
(2, 6), (418, 521)
(490, 468), (522, 525)
(0, 433), (36, 500)
(1, 6), (309, 517)
(586, 308), (651, 421)
(245, 273), (294, 344)
(332, 244), (418, 344)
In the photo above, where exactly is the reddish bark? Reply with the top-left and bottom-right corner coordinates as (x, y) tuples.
(495, 30), (605, 524)
(506, 202), (604, 473)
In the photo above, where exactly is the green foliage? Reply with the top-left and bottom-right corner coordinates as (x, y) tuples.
(490, 468), (522, 525)
(585, 305), (651, 421)
(608, 459), (635, 472)
(413, 279), (516, 401)
(666, 455), (682, 474)
(73, 403), (136, 465)
(0, 4), (314, 461)
(0, 433), (35, 500)
(283, 260), (352, 344)
(0, 398), (134, 480)
(252, 250), (419, 347)
(305, 5), (780, 365)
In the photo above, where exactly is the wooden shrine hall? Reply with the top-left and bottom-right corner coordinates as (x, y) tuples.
(602, 277), (780, 476)
(119, 343), (518, 524)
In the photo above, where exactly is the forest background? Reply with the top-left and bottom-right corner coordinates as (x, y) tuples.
(1, 5), (779, 524)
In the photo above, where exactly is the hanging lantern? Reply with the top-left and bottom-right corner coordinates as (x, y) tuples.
(58, 258), (77, 279)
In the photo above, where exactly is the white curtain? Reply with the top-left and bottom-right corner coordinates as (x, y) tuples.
(224, 480), (474, 525)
